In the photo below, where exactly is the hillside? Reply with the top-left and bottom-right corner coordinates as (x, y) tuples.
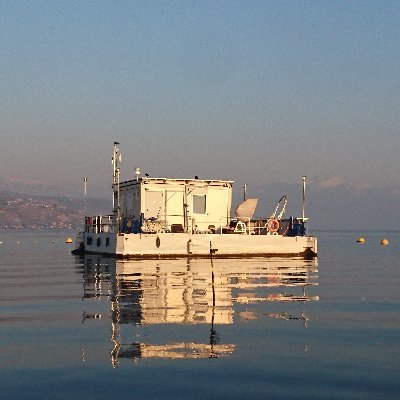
(0, 191), (110, 230)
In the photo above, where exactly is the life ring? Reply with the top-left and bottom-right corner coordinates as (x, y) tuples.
(267, 219), (279, 232)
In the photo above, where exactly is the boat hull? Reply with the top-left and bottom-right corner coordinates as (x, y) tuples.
(74, 232), (317, 259)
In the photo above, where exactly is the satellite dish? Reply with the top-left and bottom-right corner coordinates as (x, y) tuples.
(235, 199), (258, 221)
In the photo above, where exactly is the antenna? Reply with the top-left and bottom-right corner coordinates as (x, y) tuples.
(83, 177), (87, 216)
(302, 176), (307, 221)
(112, 142), (122, 232)
(112, 142), (120, 213)
(112, 141), (120, 186)
(117, 167), (121, 234)
(134, 167), (141, 181)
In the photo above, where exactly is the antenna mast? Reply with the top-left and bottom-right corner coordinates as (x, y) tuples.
(302, 176), (307, 221)
(112, 142), (121, 232)
(83, 177), (87, 216)
(112, 142), (120, 208)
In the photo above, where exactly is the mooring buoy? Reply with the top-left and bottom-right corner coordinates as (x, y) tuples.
(381, 239), (389, 246)
(357, 237), (365, 243)
(65, 237), (73, 244)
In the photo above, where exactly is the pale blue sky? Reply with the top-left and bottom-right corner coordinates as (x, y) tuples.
(1, 0), (399, 196)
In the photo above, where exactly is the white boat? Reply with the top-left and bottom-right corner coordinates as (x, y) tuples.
(72, 143), (317, 259)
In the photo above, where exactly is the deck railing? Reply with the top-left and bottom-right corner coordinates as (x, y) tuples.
(84, 214), (306, 236)
(85, 215), (114, 234)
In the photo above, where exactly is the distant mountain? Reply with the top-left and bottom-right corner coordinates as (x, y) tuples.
(0, 189), (111, 230)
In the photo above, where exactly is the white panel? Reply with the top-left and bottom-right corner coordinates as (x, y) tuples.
(144, 191), (163, 218)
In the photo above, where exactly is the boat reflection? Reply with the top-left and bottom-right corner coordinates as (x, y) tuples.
(77, 256), (318, 365)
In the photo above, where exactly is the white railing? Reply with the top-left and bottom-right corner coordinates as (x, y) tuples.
(85, 215), (114, 234)
(84, 214), (297, 236)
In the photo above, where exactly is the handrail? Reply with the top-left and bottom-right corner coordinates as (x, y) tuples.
(83, 213), (304, 236)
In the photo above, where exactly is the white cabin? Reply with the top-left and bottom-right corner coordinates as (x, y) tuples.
(116, 177), (234, 234)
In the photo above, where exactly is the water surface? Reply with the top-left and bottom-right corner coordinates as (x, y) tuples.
(0, 230), (398, 399)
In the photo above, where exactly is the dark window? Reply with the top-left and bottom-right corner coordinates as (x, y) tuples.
(193, 195), (206, 214)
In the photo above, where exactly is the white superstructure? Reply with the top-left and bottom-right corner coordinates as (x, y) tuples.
(73, 144), (317, 259)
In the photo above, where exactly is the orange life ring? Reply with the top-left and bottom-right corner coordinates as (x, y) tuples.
(267, 219), (279, 232)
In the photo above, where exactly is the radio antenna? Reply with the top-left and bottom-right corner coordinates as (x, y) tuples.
(83, 177), (87, 216)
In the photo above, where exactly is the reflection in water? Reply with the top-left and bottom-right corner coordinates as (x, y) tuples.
(76, 256), (318, 365)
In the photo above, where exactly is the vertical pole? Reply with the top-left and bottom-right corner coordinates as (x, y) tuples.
(112, 142), (119, 185)
(243, 183), (247, 201)
(117, 167), (121, 234)
(112, 142), (120, 231)
(112, 142), (120, 212)
(302, 176), (306, 221)
(183, 183), (188, 233)
(84, 177), (87, 216)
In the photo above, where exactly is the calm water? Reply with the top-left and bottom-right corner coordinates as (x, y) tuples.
(0, 230), (399, 399)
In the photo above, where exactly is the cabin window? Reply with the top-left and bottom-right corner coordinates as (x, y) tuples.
(193, 195), (206, 214)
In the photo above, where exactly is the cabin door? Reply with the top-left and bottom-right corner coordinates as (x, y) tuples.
(144, 191), (163, 219)
(165, 190), (184, 227)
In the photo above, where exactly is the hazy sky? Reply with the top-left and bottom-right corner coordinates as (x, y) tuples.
(1, 1), (399, 195)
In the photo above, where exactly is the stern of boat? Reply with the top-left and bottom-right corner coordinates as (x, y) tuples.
(71, 231), (85, 255)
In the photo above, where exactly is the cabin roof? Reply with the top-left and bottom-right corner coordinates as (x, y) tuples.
(120, 177), (234, 187)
